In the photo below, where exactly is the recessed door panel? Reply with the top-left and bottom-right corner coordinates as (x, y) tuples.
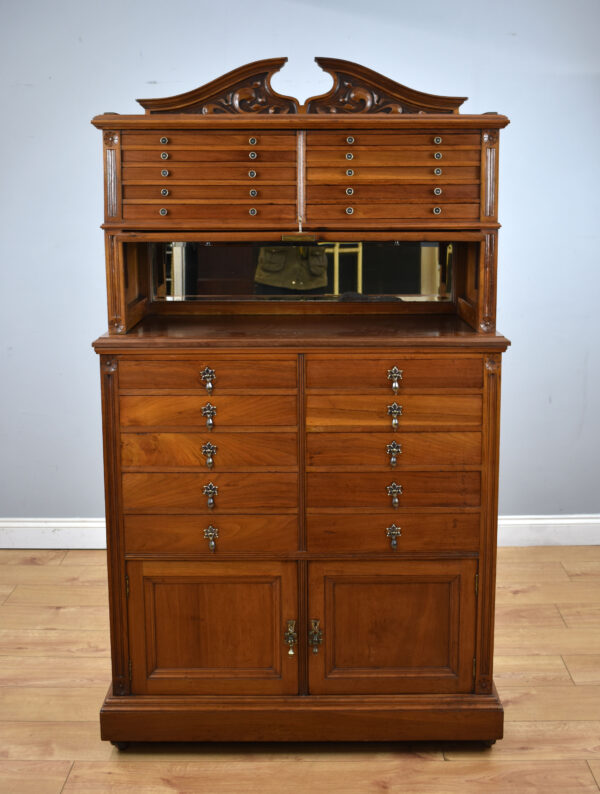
(128, 560), (298, 695)
(308, 560), (477, 694)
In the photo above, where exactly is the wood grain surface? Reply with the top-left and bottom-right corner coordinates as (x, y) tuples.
(1, 546), (599, 792)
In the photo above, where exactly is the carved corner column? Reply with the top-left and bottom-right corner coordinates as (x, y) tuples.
(478, 231), (498, 333)
(475, 354), (502, 693)
(105, 233), (125, 335)
(480, 129), (499, 222)
(102, 130), (122, 222)
(100, 356), (129, 695)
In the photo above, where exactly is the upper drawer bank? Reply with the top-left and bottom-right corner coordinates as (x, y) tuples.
(103, 125), (495, 229)
(304, 129), (482, 228)
(114, 130), (298, 229)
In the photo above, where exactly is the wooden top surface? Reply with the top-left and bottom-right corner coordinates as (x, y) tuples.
(92, 314), (510, 352)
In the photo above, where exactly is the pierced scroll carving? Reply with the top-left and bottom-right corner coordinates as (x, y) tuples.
(137, 58), (298, 115)
(134, 58), (468, 116)
(305, 58), (467, 114)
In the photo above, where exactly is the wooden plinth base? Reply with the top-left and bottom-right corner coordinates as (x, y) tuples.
(100, 686), (503, 743)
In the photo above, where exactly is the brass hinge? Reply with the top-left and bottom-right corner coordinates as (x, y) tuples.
(475, 573), (479, 597)
(125, 575), (129, 598)
(128, 659), (132, 682)
(473, 657), (477, 680)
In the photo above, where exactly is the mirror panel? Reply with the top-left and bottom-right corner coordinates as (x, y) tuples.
(125, 242), (455, 302)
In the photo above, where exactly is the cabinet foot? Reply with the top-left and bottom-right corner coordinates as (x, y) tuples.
(111, 741), (130, 751)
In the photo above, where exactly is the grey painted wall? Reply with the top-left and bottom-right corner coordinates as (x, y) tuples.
(1, 0), (599, 517)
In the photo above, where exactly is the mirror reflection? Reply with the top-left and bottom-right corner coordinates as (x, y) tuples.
(129, 242), (453, 302)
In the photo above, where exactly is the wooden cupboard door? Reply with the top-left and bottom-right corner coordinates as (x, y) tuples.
(308, 560), (477, 695)
(127, 561), (298, 695)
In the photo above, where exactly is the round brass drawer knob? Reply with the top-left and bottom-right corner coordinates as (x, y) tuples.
(434, 136), (442, 144)
(346, 207), (354, 215)
(160, 188), (169, 196)
(434, 152), (443, 160)
(433, 207), (442, 215)
(249, 136), (257, 145)
(160, 152), (169, 160)
(249, 151), (257, 160)
(249, 188), (258, 197)
(159, 208), (168, 216)
(434, 167), (442, 176)
(249, 208), (258, 216)
(433, 187), (442, 196)
(248, 170), (257, 178)
(161, 169), (169, 177)
(346, 187), (354, 196)
(159, 136), (169, 144)
(346, 168), (354, 176)
(346, 152), (354, 160)
(346, 136), (355, 144)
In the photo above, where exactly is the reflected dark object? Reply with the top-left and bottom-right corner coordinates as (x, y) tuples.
(126, 241), (455, 302)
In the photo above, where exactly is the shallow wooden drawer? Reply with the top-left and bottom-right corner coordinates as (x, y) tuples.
(120, 395), (297, 429)
(306, 395), (481, 431)
(122, 432), (298, 470)
(122, 472), (298, 512)
(122, 148), (296, 163)
(306, 472), (480, 508)
(306, 356), (482, 390)
(124, 515), (298, 554)
(307, 513), (480, 553)
(119, 358), (297, 390)
(306, 432), (481, 468)
(307, 183), (480, 203)
(305, 203), (480, 221)
(123, 184), (297, 200)
(306, 149), (480, 166)
(122, 164), (297, 182)
(121, 132), (296, 148)
(306, 166), (480, 182)
(306, 132), (481, 147)
(122, 203), (296, 223)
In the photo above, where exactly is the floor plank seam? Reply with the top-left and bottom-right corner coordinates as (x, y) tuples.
(59, 760), (74, 794)
(586, 759), (600, 791)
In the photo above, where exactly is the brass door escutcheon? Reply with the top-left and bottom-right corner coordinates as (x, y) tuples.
(284, 619), (298, 656)
(308, 619), (323, 654)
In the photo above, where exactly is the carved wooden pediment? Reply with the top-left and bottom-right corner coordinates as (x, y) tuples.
(137, 58), (299, 115)
(304, 58), (466, 114)
(137, 57), (467, 115)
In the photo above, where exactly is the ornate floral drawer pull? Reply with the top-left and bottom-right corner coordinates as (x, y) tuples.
(387, 402), (403, 430)
(386, 523), (402, 550)
(203, 482), (218, 509)
(386, 482), (403, 508)
(386, 441), (402, 467)
(202, 402), (217, 430)
(201, 442), (217, 469)
(203, 525), (219, 552)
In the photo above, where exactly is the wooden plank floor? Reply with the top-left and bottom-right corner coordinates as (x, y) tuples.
(0, 546), (599, 793)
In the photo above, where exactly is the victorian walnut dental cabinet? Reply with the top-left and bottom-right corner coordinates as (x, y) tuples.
(91, 57), (510, 746)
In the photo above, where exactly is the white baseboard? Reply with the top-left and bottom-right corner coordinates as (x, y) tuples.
(497, 515), (600, 546)
(0, 515), (598, 549)
(0, 519), (107, 549)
